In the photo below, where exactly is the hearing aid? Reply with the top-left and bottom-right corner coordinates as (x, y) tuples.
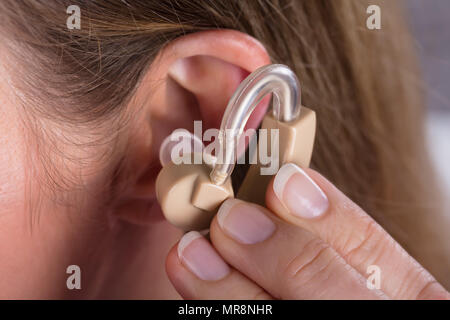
(156, 64), (316, 231)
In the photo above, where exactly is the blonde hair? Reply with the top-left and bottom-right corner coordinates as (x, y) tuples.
(0, 0), (448, 286)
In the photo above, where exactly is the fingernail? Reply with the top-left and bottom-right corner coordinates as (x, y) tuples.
(273, 163), (329, 218)
(217, 199), (276, 244)
(178, 231), (230, 281)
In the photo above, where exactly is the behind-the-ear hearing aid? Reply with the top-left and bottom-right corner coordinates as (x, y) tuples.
(156, 64), (316, 231)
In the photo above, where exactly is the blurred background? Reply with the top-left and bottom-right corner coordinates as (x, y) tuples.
(406, 0), (450, 203)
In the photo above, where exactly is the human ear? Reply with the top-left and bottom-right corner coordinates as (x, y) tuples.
(112, 30), (271, 225)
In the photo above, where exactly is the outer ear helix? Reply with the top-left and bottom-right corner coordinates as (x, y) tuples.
(155, 64), (316, 231)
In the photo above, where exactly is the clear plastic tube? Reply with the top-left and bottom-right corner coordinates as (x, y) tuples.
(210, 64), (301, 185)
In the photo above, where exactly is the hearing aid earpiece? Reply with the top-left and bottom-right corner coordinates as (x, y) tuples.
(156, 130), (234, 231)
(156, 64), (316, 231)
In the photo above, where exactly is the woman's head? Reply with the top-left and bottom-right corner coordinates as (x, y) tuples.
(0, 0), (447, 298)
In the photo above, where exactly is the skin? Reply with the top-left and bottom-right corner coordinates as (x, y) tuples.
(167, 168), (450, 299)
(0, 29), (448, 299)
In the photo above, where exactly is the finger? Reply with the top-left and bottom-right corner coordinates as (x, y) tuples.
(266, 163), (449, 299)
(209, 199), (385, 300)
(166, 231), (272, 300)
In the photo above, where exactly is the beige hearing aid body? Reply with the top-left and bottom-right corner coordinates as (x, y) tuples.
(156, 64), (316, 231)
(237, 107), (315, 205)
(156, 157), (234, 231)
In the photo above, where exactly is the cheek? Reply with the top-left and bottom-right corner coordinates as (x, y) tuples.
(0, 57), (118, 298)
(0, 78), (79, 298)
(0, 90), (41, 297)
(0, 86), (27, 217)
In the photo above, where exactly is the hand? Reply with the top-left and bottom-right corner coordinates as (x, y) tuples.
(166, 163), (449, 299)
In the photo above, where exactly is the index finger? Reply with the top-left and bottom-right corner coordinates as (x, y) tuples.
(265, 163), (449, 300)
